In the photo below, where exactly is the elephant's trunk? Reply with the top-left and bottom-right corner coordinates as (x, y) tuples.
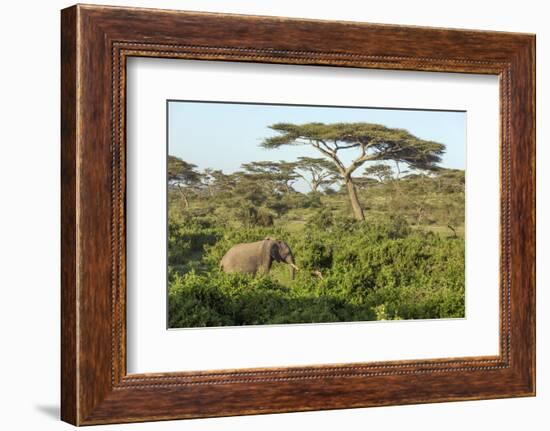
(286, 255), (298, 280)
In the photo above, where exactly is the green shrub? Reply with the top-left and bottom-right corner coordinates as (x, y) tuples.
(168, 214), (464, 327)
(166, 168), (466, 327)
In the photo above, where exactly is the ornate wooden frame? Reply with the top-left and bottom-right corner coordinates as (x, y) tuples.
(61, 4), (535, 426)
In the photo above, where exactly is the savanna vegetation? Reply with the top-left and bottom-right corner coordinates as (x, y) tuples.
(168, 122), (465, 328)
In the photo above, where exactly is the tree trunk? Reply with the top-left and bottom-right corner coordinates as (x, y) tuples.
(311, 181), (319, 193)
(345, 177), (365, 221)
(182, 193), (189, 210)
(284, 183), (292, 194)
(177, 186), (189, 210)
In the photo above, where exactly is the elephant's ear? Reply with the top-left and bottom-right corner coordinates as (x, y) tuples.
(265, 239), (279, 260)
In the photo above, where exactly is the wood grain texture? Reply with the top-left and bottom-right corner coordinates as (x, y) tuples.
(60, 5), (78, 425)
(60, 4), (535, 425)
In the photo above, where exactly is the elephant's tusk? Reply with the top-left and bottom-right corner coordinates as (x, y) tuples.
(313, 270), (324, 280)
(289, 263), (300, 271)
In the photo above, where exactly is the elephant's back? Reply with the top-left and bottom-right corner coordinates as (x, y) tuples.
(225, 241), (262, 254)
(220, 241), (263, 268)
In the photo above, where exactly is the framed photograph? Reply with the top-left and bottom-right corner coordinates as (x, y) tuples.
(61, 4), (535, 425)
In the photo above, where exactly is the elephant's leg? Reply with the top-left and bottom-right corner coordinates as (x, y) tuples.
(260, 259), (272, 277)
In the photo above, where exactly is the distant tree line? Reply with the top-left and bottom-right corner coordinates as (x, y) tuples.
(169, 122), (448, 222)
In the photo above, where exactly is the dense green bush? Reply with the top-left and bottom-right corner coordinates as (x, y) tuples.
(167, 212), (464, 327)
(168, 271), (378, 327)
(166, 167), (465, 327)
(167, 216), (222, 273)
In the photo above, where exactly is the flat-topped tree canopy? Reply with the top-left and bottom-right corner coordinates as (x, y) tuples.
(261, 122), (446, 221)
(262, 122), (445, 172)
(294, 156), (340, 193)
(167, 155), (203, 210)
(168, 155), (201, 185)
(295, 156), (339, 173)
(240, 160), (299, 194)
(363, 163), (394, 183)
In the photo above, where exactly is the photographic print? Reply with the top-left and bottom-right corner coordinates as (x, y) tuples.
(61, 7), (535, 423)
(167, 101), (466, 329)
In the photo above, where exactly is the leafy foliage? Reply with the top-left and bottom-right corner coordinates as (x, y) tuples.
(168, 172), (465, 327)
(262, 122), (445, 170)
(166, 122), (464, 328)
(261, 122), (446, 221)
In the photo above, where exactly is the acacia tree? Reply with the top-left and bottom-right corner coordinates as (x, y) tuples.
(240, 160), (298, 194)
(201, 168), (216, 197)
(262, 123), (445, 221)
(167, 155), (201, 209)
(293, 157), (339, 193)
(200, 168), (238, 197)
(362, 163), (394, 184)
(211, 170), (239, 196)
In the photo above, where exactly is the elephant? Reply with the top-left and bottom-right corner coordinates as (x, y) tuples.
(220, 237), (298, 279)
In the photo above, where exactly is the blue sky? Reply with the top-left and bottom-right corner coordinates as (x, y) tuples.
(168, 101), (465, 191)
